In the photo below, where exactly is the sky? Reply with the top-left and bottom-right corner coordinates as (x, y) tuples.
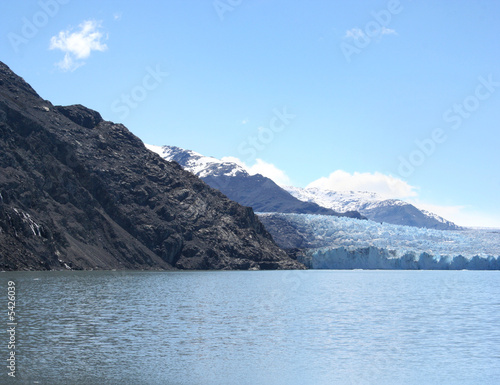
(1, 0), (499, 227)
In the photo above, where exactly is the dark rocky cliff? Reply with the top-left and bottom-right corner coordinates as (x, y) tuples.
(0, 62), (304, 271)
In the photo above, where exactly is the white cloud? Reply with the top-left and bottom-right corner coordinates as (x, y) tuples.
(344, 26), (397, 41)
(344, 28), (365, 40)
(307, 170), (417, 199)
(221, 157), (291, 186)
(50, 20), (108, 72)
(248, 159), (291, 186)
(113, 12), (122, 21)
(381, 27), (397, 36)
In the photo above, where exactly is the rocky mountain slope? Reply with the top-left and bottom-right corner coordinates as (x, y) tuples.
(284, 187), (460, 230)
(0, 61), (303, 271)
(146, 145), (363, 219)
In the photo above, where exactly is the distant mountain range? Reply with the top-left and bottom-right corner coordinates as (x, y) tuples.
(148, 145), (460, 230)
(146, 145), (363, 219)
(284, 187), (460, 230)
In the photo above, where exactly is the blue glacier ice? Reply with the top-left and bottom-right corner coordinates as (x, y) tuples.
(308, 246), (500, 270)
(257, 213), (500, 269)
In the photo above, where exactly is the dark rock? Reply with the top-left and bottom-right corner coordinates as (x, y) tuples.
(54, 104), (103, 129)
(258, 214), (316, 249)
(0, 61), (304, 271)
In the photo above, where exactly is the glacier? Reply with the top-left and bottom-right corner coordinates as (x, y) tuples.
(257, 213), (500, 270)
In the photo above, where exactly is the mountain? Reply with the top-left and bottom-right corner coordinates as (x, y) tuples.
(0, 61), (303, 271)
(284, 187), (460, 230)
(146, 145), (364, 219)
(144, 146), (459, 230)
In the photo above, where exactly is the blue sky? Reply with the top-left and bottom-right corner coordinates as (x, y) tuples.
(1, 0), (499, 227)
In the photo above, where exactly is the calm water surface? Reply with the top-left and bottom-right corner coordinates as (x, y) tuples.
(1, 270), (499, 384)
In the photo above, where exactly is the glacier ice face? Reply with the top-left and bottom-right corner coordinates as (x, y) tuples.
(304, 246), (500, 270)
(257, 213), (500, 270)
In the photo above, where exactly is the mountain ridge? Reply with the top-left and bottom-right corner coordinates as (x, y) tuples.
(148, 145), (458, 230)
(147, 145), (364, 219)
(0, 61), (303, 271)
(285, 186), (460, 230)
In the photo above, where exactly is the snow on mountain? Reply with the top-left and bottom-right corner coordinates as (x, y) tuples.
(258, 213), (500, 270)
(284, 186), (460, 230)
(147, 145), (458, 229)
(420, 209), (453, 225)
(146, 145), (361, 217)
(284, 187), (402, 211)
(145, 144), (248, 178)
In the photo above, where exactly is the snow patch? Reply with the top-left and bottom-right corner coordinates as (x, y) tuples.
(12, 208), (42, 237)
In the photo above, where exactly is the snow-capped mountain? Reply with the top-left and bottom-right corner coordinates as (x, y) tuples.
(145, 145), (363, 218)
(146, 144), (459, 230)
(145, 144), (249, 178)
(284, 187), (460, 230)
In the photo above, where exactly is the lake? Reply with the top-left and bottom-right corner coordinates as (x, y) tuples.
(1, 270), (499, 384)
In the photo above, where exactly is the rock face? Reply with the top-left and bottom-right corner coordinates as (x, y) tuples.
(257, 214), (315, 250)
(54, 104), (104, 129)
(0, 62), (304, 271)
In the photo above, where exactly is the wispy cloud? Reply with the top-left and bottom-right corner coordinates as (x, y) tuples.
(344, 28), (365, 40)
(241, 118), (249, 125)
(49, 20), (108, 72)
(380, 27), (397, 36)
(344, 26), (397, 41)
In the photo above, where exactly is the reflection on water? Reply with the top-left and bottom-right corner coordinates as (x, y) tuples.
(1, 270), (499, 384)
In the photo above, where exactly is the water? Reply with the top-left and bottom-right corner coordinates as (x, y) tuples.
(1, 270), (499, 384)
